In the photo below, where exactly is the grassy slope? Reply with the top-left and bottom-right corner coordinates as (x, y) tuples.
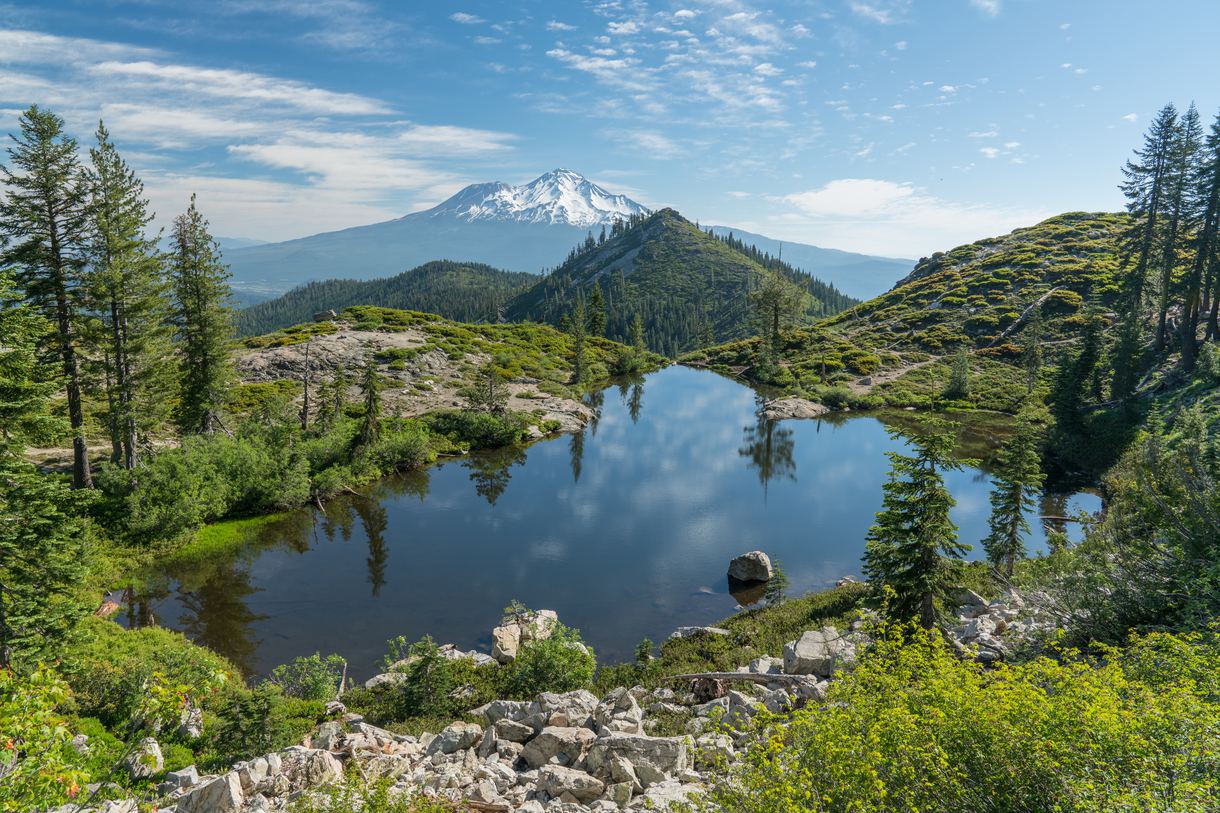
(234, 260), (538, 337)
(686, 212), (1129, 409)
(505, 208), (853, 357)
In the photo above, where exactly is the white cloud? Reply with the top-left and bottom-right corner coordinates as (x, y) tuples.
(968, 129), (998, 138)
(450, 12), (485, 24)
(1003, 141), (1021, 149)
(607, 20), (641, 35)
(969, 0), (1002, 16)
(753, 62), (783, 77)
(1122, 112), (1138, 122)
(778, 178), (1050, 256)
(895, 40), (908, 50)
(609, 129), (681, 158)
(0, 28), (159, 66)
(546, 20), (576, 31)
(848, 1), (910, 25)
(92, 60), (389, 115)
(673, 9), (698, 19)
(979, 146), (1000, 158)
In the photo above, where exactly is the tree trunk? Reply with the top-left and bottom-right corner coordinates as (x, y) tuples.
(48, 215), (92, 488)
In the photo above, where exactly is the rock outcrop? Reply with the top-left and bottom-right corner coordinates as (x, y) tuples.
(727, 551), (773, 583)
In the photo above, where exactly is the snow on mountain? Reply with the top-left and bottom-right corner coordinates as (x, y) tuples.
(418, 169), (649, 227)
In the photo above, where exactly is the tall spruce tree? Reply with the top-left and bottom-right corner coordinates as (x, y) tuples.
(586, 283), (607, 337)
(358, 353), (381, 447)
(170, 194), (234, 434)
(982, 420), (1045, 578)
(84, 122), (174, 468)
(1154, 104), (1203, 351)
(630, 312), (646, 356)
(0, 106), (93, 488)
(863, 419), (968, 629)
(570, 296), (588, 385)
(1021, 304), (1044, 392)
(1053, 304), (1103, 429)
(0, 271), (88, 667)
(1182, 108), (1220, 365)
(1113, 105), (1178, 398)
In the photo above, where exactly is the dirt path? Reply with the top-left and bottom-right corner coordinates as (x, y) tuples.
(847, 355), (943, 395)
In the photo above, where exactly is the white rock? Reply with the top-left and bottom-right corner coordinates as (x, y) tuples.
(177, 772), (245, 813)
(727, 551), (773, 582)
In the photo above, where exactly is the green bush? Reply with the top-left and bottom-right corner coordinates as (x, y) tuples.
(425, 410), (525, 449)
(350, 636), (501, 726)
(206, 684), (323, 768)
(58, 617), (239, 728)
(701, 625), (1220, 813)
(265, 653), (348, 702)
(506, 623), (596, 698)
(1198, 342), (1220, 384)
(369, 426), (433, 471)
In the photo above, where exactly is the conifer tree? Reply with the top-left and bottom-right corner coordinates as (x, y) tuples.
(0, 272), (87, 667)
(631, 312), (647, 356)
(750, 269), (803, 361)
(1154, 104), (1203, 351)
(358, 354), (381, 447)
(170, 194), (234, 434)
(1022, 305), (1044, 392)
(586, 283), (607, 337)
(1182, 108), (1220, 367)
(1053, 305), (1102, 429)
(944, 349), (971, 400)
(982, 420), (1045, 578)
(0, 106), (93, 488)
(863, 419), (968, 629)
(1113, 105), (1178, 398)
(84, 122), (174, 468)
(317, 363), (348, 431)
(570, 296), (588, 385)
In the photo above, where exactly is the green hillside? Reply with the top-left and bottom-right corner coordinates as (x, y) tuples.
(505, 208), (858, 356)
(686, 212), (1131, 411)
(235, 260), (537, 336)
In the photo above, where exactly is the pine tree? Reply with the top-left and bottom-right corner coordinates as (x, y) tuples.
(1113, 105), (1179, 398)
(170, 194), (234, 434)
(1021, 305), (1044, 391)
(1053, 305), (1102, 429)
(317, 363), (348, 431)
(570, 296), (588, 385)
(749, 269), (803, 361)
(631, 312), (647, 356)
(944, 349), (971, 400)
(1154, 104), (1203, 351)
(1182, 108), (1220, 367)
(84, 122), (174, 468)
(863, 419), (968, 629)
(982, 420), (1045, 578)
(0, 271), (87, 667)
(586, 283), (607, 337)
(358, 354), (381, 447)
(0, 106), (93, 488)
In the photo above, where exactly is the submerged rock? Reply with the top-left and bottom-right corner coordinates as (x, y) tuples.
(727, 550), (773, 582)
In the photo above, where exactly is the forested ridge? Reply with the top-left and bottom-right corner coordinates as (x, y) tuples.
(234, 260), (538, 337)
(505, 208), (859, 357)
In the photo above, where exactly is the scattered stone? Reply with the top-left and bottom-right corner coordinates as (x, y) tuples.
(727, 550), (773, 582)
(762, 397), (830, 421)
(364, 671), (411, 690)
(491, 608), (559, 663)
(783, 627), (853, 677)
(538, 765), (606, 802)
(426, 722), (483, 755)
(178, 772), (245, 813)
(124, 737), (163, 780)
(521, 726), (597, 769)
(668, 626), (731, 640)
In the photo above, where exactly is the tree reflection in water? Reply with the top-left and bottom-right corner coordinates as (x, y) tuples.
(739, 395), (797, 498)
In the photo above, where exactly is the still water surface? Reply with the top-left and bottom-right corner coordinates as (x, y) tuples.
(128, 366), (1098, 678)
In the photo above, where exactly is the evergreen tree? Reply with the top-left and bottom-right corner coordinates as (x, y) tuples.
(631, 312), (647, 356)
(1113, 105), (1178, 398)
(570, 296), (588, 385)
(0, 106), (93, 488)
(1053, 305), (1103, 429)
(1154, 103), (1203, 351)
(317, 364), (348, 430)
(863, 419), (968, 629)
(586, 283), (607, 337)
(170, 194), (234, 434)
(1182, 108), (1220, 367)
(0, 271), (87, 667)
(944, 349), (971, 400)
(464, 361), (509, 414)
(982, 420), (1045, 578)
(1020, 305), (1044, 392)
(358, 354), (381, 447)
(749, 269), (803, 361)
(84, 122), (174, 468)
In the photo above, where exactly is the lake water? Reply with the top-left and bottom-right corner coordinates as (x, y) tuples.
(126, 366), (1099, 678)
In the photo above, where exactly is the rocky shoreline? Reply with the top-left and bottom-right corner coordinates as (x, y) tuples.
(56, 583), (1051, 813)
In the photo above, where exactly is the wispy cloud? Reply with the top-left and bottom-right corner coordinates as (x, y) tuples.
(848, 1), (911, 25)
(969, 0), (1002, 16)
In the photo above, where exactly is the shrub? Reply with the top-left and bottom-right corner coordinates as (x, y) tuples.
(369, 426), (433, 472)
(0, 666), (87, 811)
(206, 684), (324, 768)
(425, 410), (525, 449)
(58, 617), (238, 728)
(1042, 288), (1084, 314)
(506, 623), (596, 698)
(816, 385), (854, 410)
(265, 653), (348, 702)
(352, 636), (502, 726)
(1198, 342), (1220, 384)
(701, 625), (1220, 813)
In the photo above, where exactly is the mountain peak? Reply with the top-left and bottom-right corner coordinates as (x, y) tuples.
(418, 169), (649, 228)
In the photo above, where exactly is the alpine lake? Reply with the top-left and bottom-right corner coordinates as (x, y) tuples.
(121, 366), (1099, 679)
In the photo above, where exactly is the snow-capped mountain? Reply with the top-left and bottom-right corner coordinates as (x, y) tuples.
(421, 169), (648, 227)
(223, 169), (910, 305)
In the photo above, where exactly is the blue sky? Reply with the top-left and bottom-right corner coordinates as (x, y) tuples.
(2, 0), (1216, 257)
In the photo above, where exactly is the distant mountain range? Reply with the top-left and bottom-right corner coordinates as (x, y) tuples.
(222, 170), (911, 305)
